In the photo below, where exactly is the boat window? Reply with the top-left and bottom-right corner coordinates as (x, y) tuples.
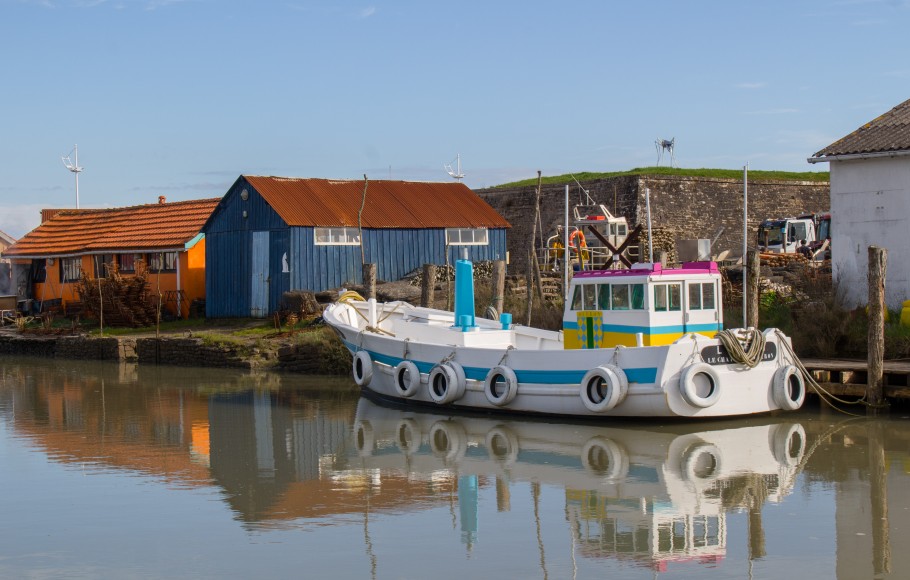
(668, 284), (682, 311)
(689, 283), (702, 310)
(631, 284), (645, 310)
(611, 284), (630, 310)
(703, 282), (716, 309)
(597, 284), (611, 310)
(583, 283), (596, 310)
(571, 285), (584, 310)
(655, 285), (668, 311)
(618, 224), (627, 236)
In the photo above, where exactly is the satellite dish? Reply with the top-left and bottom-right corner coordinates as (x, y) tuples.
(61, 144), (83, 208)
(444, 153), (465, 181)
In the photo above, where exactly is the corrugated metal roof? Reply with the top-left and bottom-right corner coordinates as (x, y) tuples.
(812, 97), (910, 159)
(243, 176), (511, 229)
(2, 198), (220, 258)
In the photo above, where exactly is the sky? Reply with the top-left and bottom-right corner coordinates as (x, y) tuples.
(1, 0), (908, 239)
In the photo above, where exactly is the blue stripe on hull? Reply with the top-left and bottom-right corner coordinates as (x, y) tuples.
(345, 340), (659, 384)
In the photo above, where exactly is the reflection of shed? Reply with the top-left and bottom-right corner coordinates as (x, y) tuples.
(1, 197), (219, 317)
(202, 176), (511, 318)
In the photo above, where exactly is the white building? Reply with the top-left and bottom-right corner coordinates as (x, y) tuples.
(808, 98), (910, 310)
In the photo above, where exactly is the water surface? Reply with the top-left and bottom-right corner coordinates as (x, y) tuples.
(1, 356), (908, 579)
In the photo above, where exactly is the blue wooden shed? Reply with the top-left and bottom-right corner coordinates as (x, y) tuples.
(203, 175), (511, 317)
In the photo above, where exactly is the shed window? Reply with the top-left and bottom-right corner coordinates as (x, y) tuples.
(314, 227), (361, 246)
(60, 257), (81, 283)
(94, 254), (115, 278)
(118, 253), (143, 273)
(446, 228), (488, 245)
(148, 252), (178, 272)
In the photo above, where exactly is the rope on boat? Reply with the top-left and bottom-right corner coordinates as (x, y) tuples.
(772, 329), (885, 416)
(497, 345), (514, 366)
(715, 328), (766, 368)
(337, 290), (398, 337)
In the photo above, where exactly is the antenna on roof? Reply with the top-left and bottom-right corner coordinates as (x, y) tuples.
(444, 153), (465, 181)
(62, 144), (83, 208)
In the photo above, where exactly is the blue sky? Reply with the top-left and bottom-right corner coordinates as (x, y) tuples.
(1, 0), (907, 238)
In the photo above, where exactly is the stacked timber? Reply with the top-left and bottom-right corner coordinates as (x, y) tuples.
(637, 227), (678, 265)
(759, 253), (809, 268)
(75, 269), (159, 327)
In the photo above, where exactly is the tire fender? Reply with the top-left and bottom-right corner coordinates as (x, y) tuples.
(393, 360), (421, 398)
(580, 364), (629, 412)
(428, 361), (466, 404)
(679, 363), (721, 408)
(773, 364), (805, 411)
(484, 365), (519, 406)
(352, 350), (373, 387)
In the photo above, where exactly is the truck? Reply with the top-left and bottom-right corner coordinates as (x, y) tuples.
(757, 215), (817, 254)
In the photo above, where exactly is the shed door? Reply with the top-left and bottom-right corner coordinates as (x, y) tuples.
(251, 231), (270, 318)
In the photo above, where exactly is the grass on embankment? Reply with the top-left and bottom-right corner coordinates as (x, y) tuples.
(493, 166), (830, 189)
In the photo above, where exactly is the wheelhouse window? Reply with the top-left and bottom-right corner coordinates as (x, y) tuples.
(446, 228), (489, 245)
(688, 282), (716, 310)
(148, 252), (178, 272)
(60, 257), (81, 283)
(654, 283), (682, 312)
(314, 227), (361, 246)
(93, 254), (115, 278)
(572, 282), (644, 311)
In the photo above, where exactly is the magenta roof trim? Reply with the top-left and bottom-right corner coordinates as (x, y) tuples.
(573, 261), (718, 279)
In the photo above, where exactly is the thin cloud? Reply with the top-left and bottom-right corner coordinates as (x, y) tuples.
(358, 6), (376, 18)
(736, 82), (767, 90)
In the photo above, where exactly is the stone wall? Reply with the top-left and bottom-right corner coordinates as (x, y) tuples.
(476, 174), (829, 272)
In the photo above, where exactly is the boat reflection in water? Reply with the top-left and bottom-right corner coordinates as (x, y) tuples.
(350, 396), (806, 570)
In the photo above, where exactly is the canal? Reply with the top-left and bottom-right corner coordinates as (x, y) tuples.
(1, 356), (908, 579)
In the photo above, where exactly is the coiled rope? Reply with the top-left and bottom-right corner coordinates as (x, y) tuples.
(715, 328), (766, 368)
(336, 291), (399, 337)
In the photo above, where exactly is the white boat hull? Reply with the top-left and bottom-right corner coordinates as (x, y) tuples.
(324, 299), (805, 419)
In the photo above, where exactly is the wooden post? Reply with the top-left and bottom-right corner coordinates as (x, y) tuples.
(747, 250), (760, 328)
(362, 263), (377, 301)
(525, 171), (543, 326)
(867, 246), (887, 411)
(420, 264), (436, 308)
(492, 260), (505, 316)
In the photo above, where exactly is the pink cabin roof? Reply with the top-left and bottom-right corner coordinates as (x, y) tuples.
(572, 262), (720, 280)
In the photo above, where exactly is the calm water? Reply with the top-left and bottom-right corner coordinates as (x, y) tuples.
(1, 357), (909, 579)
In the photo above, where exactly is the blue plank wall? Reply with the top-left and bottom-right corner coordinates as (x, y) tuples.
(205, 176), (509, 317)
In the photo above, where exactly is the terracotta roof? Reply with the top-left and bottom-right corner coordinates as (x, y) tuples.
(2, 198), (220, 258)
(811, 98), (910, 160)
(241, 176), (511, 229)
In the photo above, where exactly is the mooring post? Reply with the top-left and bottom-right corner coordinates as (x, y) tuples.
(420, 263), (436, 308)
(867, 245), (887, 411)
(747, 250), (760, 329)
(492, 260), (505, 316)
(362, 263), (377, 301)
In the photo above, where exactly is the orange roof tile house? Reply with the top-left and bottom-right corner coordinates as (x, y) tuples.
(2, 197), (219, 318)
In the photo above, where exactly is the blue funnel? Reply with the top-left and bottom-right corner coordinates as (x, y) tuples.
(454, 258), (476, 331)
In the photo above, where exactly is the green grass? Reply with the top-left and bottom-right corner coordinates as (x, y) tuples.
(492, 166), (830, 189)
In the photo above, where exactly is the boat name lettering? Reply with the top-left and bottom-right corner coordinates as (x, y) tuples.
(700, 342), (777, 366)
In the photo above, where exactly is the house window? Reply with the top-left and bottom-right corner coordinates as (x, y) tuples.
(688, 282), (716, 311)
(314, 227), (361, 246)
(60, 257), (81, 283)
(94, 254), (115, 278)
(148, 252), (178, 272)
(446, 228), (489, 245)
(118, 253), (143, 273)
(654, 283), (682, 312)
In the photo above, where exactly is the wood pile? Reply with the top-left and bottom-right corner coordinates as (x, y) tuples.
(637, 227), (678, 265)
(74, 266), (159, 327)
(759, 252), (809, 268)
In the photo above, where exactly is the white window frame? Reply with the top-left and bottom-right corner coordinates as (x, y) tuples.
(61, 257), (81, 283)
(314, 227), (362, 246)
(446, 228), (489, 246)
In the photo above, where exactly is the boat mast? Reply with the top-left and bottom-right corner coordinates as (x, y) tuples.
(564, 184), (569, 300)
(742, 163), (748, 328)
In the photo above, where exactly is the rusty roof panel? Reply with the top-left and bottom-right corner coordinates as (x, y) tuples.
(243, 176), (511, 229)
(813, 98), (910, 158)
(3, 198), (220, 258)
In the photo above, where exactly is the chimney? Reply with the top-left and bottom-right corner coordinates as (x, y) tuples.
(158, 196), (166, 204)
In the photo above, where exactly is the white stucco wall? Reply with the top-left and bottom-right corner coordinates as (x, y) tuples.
(829, 156), (910, 310)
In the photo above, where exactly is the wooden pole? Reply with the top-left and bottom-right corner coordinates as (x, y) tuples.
(420, 263), (436, 308)
(493, 260), (506, 316)
(525, 171), (543, 326)
(362, 263), (377, 301)
(867, 246), (886, 411)
(747, 250), (760, 328)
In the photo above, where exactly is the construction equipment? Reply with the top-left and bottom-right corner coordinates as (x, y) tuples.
(757, 216), (817, 254)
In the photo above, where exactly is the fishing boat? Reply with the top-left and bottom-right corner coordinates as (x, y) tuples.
(323, 257), (807, 419)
